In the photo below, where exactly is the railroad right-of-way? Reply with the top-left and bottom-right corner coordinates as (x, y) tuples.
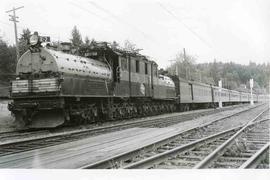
(0, 104), (248, 156)
(0, 103), (268, 169)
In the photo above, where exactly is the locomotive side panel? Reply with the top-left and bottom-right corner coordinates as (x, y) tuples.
(108, 53), (154, 98)
(129, 57), (152, 97)
(61, 76), (110, 96)
(114, 80), (130, 97)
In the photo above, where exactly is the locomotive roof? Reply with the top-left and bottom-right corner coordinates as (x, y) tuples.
(17, 47), (112, 80)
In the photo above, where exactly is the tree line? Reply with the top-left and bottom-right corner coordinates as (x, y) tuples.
(165, 51), (269, 93)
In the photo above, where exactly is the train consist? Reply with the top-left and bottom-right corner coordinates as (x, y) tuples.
(8, 33), (269, 128)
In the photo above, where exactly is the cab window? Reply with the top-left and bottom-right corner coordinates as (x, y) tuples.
(145, 62), (148, 74)
(135, 60), (140, 73)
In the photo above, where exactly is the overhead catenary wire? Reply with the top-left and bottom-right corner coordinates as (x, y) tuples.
(157, 2), (212, 49)
(68, 1), (134, 41)
(87, 1), (156, 43)
(68, 1), (111, 22)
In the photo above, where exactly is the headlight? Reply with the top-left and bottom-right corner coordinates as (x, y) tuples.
(29, 34), (39, 46)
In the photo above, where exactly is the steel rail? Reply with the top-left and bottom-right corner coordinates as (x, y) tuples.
(122, 126), (241, 169)
(0, 104), (259, 148)
(122, 117), (269, 169)
(194, 108), (269, 169)
(239, 142), (269, 169)
(81, 124), (242, 168)
(0, 110), (208, 145)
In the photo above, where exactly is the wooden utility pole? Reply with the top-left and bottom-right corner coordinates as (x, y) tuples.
(183, 48), (186, 60)
(183, 48), (190, 80)
(6, 6), (24, 62)
(169, 59), (178, 76)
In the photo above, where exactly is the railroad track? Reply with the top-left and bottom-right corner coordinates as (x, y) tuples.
(0, 104), (245, 141)
(239, 142), (269, 169)
(0, 130), (50, 141)
(80, 104), (268, 169)
(124, 113), (269, 169)
(194, 118), (269, 169)
(0, 104), (255, 156)
(126, 118), (269, 169)
(0, 109), (214, 142)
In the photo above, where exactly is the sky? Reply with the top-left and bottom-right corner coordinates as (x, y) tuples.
(0, 0), (269, 69)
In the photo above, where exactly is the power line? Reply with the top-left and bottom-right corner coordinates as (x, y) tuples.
(6, 6), (24, 62)
(157, 2), (212, 49)
(87, 1), (156, 43)
(69, 1), (111, 22)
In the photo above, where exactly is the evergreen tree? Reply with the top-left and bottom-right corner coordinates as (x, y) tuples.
(0, 37), (16, 79)
(84, 36), (90, 45)
(18, 28), (31, 56)
(70, 26), (82, 47)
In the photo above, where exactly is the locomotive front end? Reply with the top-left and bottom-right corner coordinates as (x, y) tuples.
(9, 33), (65, 128)
(9, 77), (64, 128)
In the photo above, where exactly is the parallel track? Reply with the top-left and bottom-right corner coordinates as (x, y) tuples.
(79, 104), (268, 169)
(195, 117), (269, 169)
(239, 142), (269, 169)
(124, 111), (269, 169)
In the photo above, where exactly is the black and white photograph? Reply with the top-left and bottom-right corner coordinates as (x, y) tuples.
(0, 0), (269, 178)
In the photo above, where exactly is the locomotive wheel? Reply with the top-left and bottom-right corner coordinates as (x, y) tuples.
(65, 100), (177, 125)
(125, 103), (132, 118)
(137, 106), (143, 117)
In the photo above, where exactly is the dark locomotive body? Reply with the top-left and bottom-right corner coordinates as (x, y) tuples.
(9, 41), (176, 128)
(8, 37), (268, 128)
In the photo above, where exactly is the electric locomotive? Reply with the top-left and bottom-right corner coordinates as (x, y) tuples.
(8, 32), (176, 128)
